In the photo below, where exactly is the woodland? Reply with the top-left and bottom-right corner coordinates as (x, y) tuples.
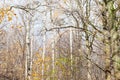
(0, 0), (120, 80)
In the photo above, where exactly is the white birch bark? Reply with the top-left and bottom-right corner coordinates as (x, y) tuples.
(30, 35), (33, 77)
(42, 31), (46, 80)
(52, 38), (55, 80)
(25, 1), (32, 78)
(70, 28), (73, 80)
(25, 16), (32, 80)
(52, 30), (56, 80)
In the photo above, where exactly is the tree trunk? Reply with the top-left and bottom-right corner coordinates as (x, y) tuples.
(25, 19), (31, 80)
(70, 28), (73, 80)
(52, 33), (55, 80)
(42, 31), (46, 80)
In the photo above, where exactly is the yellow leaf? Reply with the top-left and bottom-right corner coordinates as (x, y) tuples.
(53, 10), (59, 18)
(32, 73), (38, 77)
(0, 12), (4, 17)
(63, 0), (67, 3)
(8, 16), (12, 21)
(39, 48), (42, 51)
(0, 19), (2, 23)
(17, 25), (22, 29)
